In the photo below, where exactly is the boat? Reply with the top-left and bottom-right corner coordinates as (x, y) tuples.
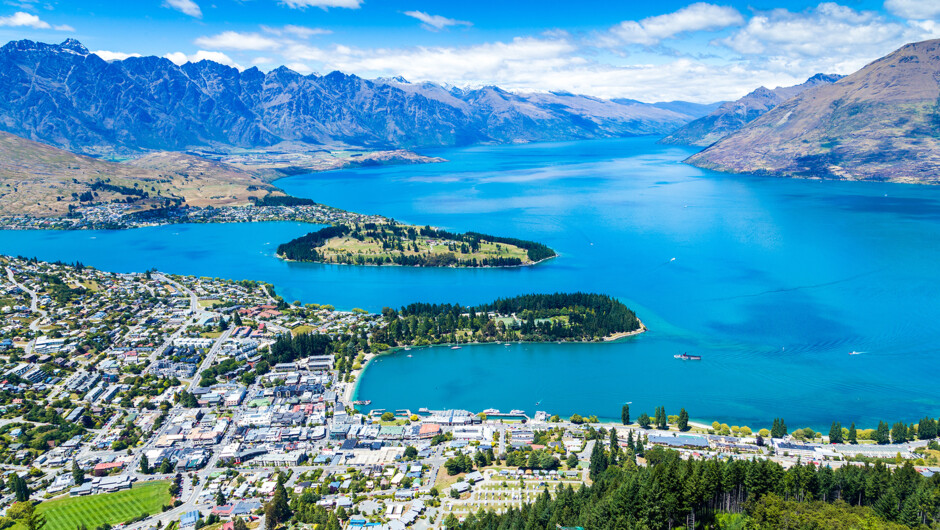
(674, 353), (702, 361)
(406, 354), (412, 358)
(404, 347), (411, 351)
(483, 408), (500, 415)
(451, 346), (462, 350)
(353, 400), (371, 406)
(849, 351), (865, 355)
(510, 409), (525, 415)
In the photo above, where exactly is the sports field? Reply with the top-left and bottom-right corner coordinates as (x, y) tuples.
(33, 480), (171, 530)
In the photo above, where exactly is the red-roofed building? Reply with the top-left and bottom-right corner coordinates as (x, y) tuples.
(419, 424), (441, 439)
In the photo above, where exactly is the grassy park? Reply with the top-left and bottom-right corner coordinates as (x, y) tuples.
(29, 480), (171, 530)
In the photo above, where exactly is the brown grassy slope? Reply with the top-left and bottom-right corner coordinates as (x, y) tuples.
(687, 39), (940, 184)
(124, 152), (280, 207)
(0, 131), (279, 216)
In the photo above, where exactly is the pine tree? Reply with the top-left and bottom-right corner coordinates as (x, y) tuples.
(264, 502), (277, 530)
(891, 421), (908, 444)
(589, 440), (608, 479)
(233, 518), (248, 530)
(621, 403), (630, 425)
(678, 408), (689, 431)
(848, 422), (857, 444)
(876, 421), (890, 444)
(71, 460), (84, 486)
(271, 473), (291, 523)
(216, 489), (226, 506)
(627, 430), (635, 451)
(654, 406), (667, 429)
(919, 417), (937, 440)
(609, 428), (620, 466)
(140, 453), (150, 475)
(828, 422), (843, 444)
(12, 474), (29, 503)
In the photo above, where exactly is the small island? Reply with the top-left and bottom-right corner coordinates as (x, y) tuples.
(369, 292), (644, 348)
(276, 221), (556, 267)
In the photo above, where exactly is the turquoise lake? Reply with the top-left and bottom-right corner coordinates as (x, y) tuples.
(2, 137), (939, 429)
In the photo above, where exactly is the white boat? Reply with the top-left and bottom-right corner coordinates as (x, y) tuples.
(483, 408), (500, 415)
(451, 346), (462, 350)
(406, 354), (412, 358)
(849, 350), (865, 355)
(510, 409), (525, 415)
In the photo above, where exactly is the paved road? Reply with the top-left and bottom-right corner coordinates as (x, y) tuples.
(188, 327), (234, 392)
(6, 266), (48, 343)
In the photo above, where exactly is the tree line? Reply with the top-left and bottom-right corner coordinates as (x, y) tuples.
(446, 445), (937, 529)
(275, 222), (555, 266)
(370, 293), (641, 346)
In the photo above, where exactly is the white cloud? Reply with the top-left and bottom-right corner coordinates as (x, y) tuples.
(93, 50), (142, 61)
(195, 31), (281, 51)
(164, 50), (242, 69)
(280, 36), (801, 102)
(403, 11), (472, 31)
(0, 11), (50, 28)
(284, 62), (314, 73)
(54, 24), (75, 31)
(280, 0), (362, 9)
(885, 0), (940, 20)
(163, 0), (202, 18)
(603, 3), (744, 46)
(262, 24), (332, 38)
(282, 36), (579, 84)
(719, 3), (939, 75)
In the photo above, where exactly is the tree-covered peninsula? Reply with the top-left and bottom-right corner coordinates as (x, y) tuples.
(276, 221), (556, 267)
(370, 292), (643, 347)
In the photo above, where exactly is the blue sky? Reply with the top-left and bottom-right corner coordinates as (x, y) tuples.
(1, 0), (939, 102)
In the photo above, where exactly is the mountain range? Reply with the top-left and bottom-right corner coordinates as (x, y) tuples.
(0, 39), (701, 156)
(687, 39), (940, 184)
(661, 73), (843, 146)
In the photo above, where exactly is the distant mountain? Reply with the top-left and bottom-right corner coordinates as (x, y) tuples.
(0, 39), (693, 155)
(687, 39), (940, 184)
(613, 99), (724, 120)
(0, 130), (278, 216)
(661, 74), (843, 146)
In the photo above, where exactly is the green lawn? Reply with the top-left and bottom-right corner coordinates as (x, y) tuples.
(32, 480), (171, 530)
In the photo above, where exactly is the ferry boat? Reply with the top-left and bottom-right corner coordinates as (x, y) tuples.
(483, 408), (500, 415)
(509, 409), (525, 415)
(674, 353), (702, 361)
(352, 400), (371, 405)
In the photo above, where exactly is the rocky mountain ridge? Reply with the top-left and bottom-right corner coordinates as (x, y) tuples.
(661, 73), (843, 146)
(686, 39), (940, 184)
(0, 39), (698, 155)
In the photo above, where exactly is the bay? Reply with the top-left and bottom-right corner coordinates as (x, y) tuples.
(2, 137), (939, 428)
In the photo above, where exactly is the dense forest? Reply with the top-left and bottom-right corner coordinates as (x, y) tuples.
(445, 444), (937, 529)
(275, 222), (555, 267)
(251, 194), (317, 207)
(370, 293), (641, 346)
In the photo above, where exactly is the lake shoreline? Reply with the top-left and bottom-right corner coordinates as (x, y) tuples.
(346, 319), (647, 406)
